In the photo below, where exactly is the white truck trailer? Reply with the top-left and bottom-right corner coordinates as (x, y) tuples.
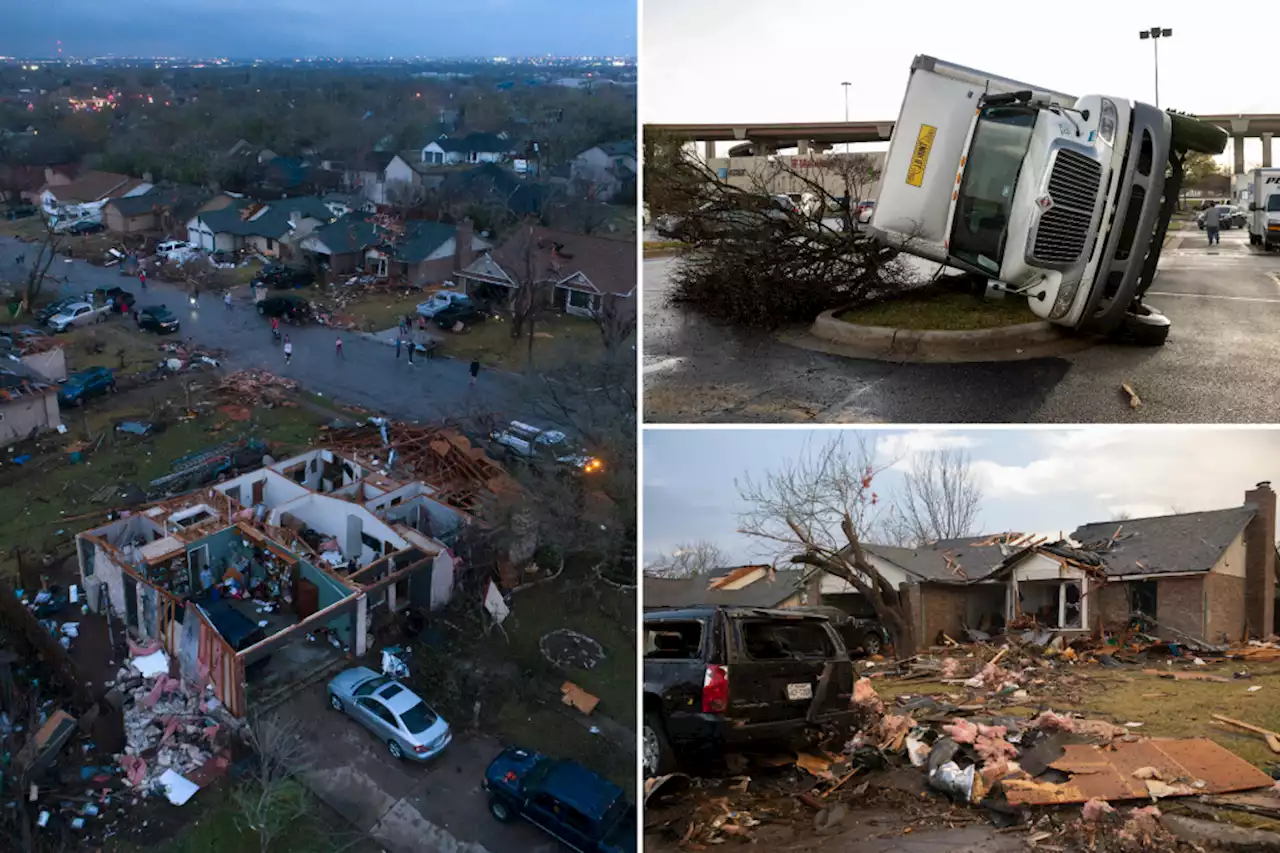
(870, 55), (1227, 346)
(1246, 168), (1280, 250)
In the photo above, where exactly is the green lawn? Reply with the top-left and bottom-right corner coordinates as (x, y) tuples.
(436, 313), (611, 372)
(836, 290), (1038, 331)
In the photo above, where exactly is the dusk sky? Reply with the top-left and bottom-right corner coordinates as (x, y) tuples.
(1, 0), (635, 58)
(643, 428), (1280, 566)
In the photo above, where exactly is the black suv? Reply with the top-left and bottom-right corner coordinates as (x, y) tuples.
(257, 294), (311, 322)
(800, 606), (891, 657)
(254, 263), (315, 289)
(642, 606), (858, 776)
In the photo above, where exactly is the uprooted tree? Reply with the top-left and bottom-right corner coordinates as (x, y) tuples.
(737, 434), (916, 652)
(647, 136), (928, 328)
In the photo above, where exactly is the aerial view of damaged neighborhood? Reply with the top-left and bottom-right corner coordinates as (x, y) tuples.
(0, 1), (638, 851)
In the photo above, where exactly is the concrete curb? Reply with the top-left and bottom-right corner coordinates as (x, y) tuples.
(800, 307), (1094, 363)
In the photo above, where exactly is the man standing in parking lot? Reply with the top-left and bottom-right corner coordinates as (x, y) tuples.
(1204, 203), (1223, 246)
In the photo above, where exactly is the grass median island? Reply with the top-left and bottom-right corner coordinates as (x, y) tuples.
(835, 289), (1039, 331)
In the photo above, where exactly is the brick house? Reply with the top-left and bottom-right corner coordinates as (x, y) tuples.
(806, 485), (1277, 650)
(455, 225), (636, 318)
(102, 185), (208, 235)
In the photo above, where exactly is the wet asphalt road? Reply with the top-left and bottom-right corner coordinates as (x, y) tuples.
(0, 236), (526, 423)
(643, 227), (1280, 423)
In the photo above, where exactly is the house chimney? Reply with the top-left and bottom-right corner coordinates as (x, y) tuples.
(143, 171), (153, 184)
(454, 218), (475, 273)
(1244, 481), (1276, 638)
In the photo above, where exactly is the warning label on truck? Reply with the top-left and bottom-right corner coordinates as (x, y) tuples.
(905, 124), (937, 188)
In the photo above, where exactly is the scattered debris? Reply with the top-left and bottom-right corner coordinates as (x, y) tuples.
(1121, 382), (1143, 409)
(560, 681), (600, 715)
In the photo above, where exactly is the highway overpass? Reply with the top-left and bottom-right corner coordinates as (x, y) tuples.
(648, 115), (1280, 174)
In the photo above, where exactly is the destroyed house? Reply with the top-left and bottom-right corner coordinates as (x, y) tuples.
(75, 448), (471, 716)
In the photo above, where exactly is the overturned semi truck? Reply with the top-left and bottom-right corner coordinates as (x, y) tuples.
(869, 55), (1228, 346)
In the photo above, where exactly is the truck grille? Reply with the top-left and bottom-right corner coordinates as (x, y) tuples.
(1032, 149), (1102, 264)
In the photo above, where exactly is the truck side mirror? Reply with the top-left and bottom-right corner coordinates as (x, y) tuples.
(1250, 204), (1258, 211)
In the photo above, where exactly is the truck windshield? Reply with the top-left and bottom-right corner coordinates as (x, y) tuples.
(949, 106), (1038, 274)
(1268, 195), (1280, 212)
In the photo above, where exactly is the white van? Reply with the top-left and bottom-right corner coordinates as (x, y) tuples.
(1246, 168), (1280, 251)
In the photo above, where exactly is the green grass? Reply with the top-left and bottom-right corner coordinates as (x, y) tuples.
(0, 393), (322, 578)
(58, 322), (168, 377)
(496, 701), (634, 795)
(436, 313), (612, 372)
(314, 289), (423, 333)
(836, 291), (1038, 331)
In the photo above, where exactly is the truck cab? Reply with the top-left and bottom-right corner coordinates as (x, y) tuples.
(1247, 168), (1280, 250)
(872, 55), (1226, 346)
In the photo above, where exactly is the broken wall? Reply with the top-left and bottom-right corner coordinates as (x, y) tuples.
(298, 559), (355, 646)
(1156, 575), (1207, 642)
(82, 540), (127, 616)
(0, 393), (59, 443)
(21, 347), (67, 382)
(917, 583), (968, 648)
(1098, 581), (1131, 631)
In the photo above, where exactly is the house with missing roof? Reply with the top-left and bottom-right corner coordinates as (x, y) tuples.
(455, 226), (636, 318)
(0, 364), (61, 443)
(666, 484), (1278, 651)
(75, 448), (472, 717)
(185, 196), (337, 256)
(39, 170), (151, 221)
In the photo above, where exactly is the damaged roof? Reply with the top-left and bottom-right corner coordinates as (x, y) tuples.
(1071, 506), (1256, 577)
(643, 570), (804, 609)
(0, 366), (56, 402)
(864, 536), (1022, 583)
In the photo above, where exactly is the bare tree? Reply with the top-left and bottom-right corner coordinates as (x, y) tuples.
(593, 293), (636, 353)
(385, 179), (431, 218)
(21, 220), (66, 311)
(233, 713), (315, 853)
(878, 449), (983, 547)
(504, 221), (558, 366)
(737, 434), (916, 651)
(1111, 509), (1134, 522)
(645, 541), (729, 578)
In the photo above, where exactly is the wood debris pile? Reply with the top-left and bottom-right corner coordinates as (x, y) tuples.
(217, 369), (301, 407)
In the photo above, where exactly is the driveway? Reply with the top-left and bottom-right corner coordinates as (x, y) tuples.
(644, 226), (1280, 423)
(0, 237), (525, 423)
(285, 679), (563, 853)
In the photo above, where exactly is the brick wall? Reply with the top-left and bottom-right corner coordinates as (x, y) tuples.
(1244, 484), (1277, 638)
(1155, 576), (1206, 642)
(919, 584), (968, 647)
(1205, 572), (1246, 645)
(1097, 582), (1131, 632)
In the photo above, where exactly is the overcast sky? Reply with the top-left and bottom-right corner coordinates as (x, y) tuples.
(1, 0), (635, 58)
(643, 0), (1278, 166)
(643, 428), (1280, 566)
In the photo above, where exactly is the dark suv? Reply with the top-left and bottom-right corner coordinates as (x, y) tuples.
(483, 747), (635, 852)
(642, 606), (858, 776)
(254, 263), (315, 289)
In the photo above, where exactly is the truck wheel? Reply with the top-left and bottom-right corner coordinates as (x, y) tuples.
(643, 712), (677, 777)
(862, 633), (883, 657)
(1251, 234), (1261, 246)
(1119, 306), (1171, 347)
(489, 797), (514, 823)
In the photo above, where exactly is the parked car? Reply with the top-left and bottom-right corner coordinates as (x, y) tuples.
(89, 287), (136, 312)
(155, 240), (191, 255)
(1198, 205), (1246, 230)
(483, 747), (635, 853)
(415, 289), (471, 318)
(488, 420), (602, 475)
(135, 305), (180, 334)
(643, 605), (858, 776)
(256, 294), (311, 322)
(254, 263), (315, 289)
(796, 606), (891, 657)
(47, 301), (110, 332)
(58, 366), (116, 407)
(856, 200), (876, 224)
(326, 667), (451, 761)
(433, 303), (486, 330)
(36, 297), (82, 325)
(64, 220), (104, 235)
(210, 250), (238, 266)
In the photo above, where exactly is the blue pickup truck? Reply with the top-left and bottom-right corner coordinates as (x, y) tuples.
(483, 747), (634, 853)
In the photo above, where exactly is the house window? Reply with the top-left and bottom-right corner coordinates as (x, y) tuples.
(1131, 581), (1158, 621)
(360, 533), (381, 553)
(567, 290), (594, 310)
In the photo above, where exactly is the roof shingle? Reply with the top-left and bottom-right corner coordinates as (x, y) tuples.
(1071, 507), (1256, 577)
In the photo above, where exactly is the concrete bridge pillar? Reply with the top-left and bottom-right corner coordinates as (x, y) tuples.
(798, 139), (810, 155)
(1264, 132), (1274, 169)
(1231, 119), (1251, 178)
(751, 139), (776, 156)
(704, 140), (715, 162)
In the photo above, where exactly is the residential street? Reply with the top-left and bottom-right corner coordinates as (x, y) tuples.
(0, 236), (528, 423)
(643, 227), (1280, 423)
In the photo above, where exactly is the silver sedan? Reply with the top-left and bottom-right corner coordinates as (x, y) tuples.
(327, 667), (452, 761)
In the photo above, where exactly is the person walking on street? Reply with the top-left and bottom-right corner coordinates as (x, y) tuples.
(469, 359), (480, 387)
(283, 335), (293, 364)
(138, 269), (146, 289)
(1204, 203), (1224, 246)
(335, 335), (343, 358)
(15, 252), (25, 268)
(407, 339), (414, 365)
(224, 291), (232, 310)
(395, 336), (402, 359)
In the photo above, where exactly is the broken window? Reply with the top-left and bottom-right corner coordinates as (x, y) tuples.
(644, 621), (703, 660)
(740, 620), (834, 661)
(360, 533), (382, 553)
(1131, 581), (1158, 620)
(1063, 582), (1082, 629)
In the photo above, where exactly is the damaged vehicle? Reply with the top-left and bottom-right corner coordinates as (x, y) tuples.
(483, 746), (636, 852)
(487, 420), (603, 476)
(642, 606), (858, 776)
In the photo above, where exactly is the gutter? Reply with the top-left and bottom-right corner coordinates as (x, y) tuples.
(1105, 570), (1207, 582)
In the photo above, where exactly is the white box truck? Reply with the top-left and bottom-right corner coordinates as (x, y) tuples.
(870, 55), (1227, 346)
(1246, 168), (1280, 250)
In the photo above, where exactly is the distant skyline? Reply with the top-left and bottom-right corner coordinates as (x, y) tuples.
(1, 0), (635, 59)
(643, 428), (1280, 566)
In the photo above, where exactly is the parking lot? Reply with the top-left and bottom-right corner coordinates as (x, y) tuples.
(643, 226), (1280, 423)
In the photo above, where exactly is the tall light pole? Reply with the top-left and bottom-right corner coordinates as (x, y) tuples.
(1138, 26), (1172, 108)
(841, 81), (851, 122)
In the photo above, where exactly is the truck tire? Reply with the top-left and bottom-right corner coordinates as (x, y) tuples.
(1119, 306), (1171, 347)
(488, 797), (514, 823)
(643, 712), (678, 777)
(1251, 234), (1261, 246)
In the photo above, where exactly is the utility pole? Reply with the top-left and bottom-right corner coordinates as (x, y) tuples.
(1138, 27), (1172, 108)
